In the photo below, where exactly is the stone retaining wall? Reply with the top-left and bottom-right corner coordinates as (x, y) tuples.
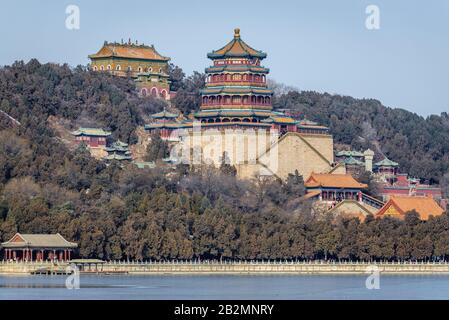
(2, 261), (449, 275)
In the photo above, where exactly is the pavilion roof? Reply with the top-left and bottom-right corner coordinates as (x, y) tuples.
(1, 233), (77, 249)
(89, 41), (169, 61)
(336, 150), (364, 157)
(71, 127), (111, 137)
(375, 157), (399, 167)
(305, 173), (368, 189)
(298, 119), (318, 126)
(376, 195), (444, 220)
(296, 119), (329, 130)
(134, 161), (156, 169)
(200, 87), (273, 95)
(327, 200), (372, 222)
(343, 156), (364, 166)
(151, 109), (179, 119)
(297, 124), (329, 130)
(105, 140), (129, 150)
(207, 28), (267, 60)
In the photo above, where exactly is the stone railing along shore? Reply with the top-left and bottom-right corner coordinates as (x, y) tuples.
(2, 260), (449, 275)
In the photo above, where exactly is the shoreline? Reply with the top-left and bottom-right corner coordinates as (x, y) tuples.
(2, 261), (449, 275)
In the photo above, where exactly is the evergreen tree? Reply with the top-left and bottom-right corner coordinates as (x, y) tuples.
(145, 133), (169, 162)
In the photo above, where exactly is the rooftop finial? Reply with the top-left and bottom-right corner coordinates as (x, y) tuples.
(234, 28), (240, 38)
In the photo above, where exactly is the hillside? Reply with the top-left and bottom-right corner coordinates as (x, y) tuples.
(1, 60), (449, 262)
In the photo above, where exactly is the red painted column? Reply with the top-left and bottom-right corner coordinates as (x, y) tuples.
(68, 250), (71, 261)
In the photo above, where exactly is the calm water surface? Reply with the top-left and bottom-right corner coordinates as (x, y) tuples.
(1, 274), (449, 300)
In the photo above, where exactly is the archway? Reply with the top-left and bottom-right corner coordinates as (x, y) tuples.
(151, 87), (158, 97)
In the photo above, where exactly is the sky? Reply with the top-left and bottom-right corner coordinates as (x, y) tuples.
(0, 0), (448, 116)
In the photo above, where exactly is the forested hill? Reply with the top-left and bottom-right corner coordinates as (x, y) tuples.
(273, 91), (449, 184)
(0, 60), (449, 261)
(1, 59), (448, 184)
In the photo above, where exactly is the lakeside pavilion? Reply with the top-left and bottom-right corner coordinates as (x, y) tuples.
(1, 233), (77, 262)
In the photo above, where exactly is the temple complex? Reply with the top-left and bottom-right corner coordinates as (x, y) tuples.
(82, 30), (448, 221)
(88, 40), (172, 100)
(1, 233), (77, 262)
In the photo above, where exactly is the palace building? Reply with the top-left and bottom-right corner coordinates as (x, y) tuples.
(72, 127), (111, 148)
(88, 40), (172, 100)
(1, 233), (77, 262)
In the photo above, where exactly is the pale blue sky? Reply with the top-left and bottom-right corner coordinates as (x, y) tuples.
(0, 0), (448, 116)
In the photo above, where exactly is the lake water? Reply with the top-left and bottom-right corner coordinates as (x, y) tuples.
(1, 274), (449, 299)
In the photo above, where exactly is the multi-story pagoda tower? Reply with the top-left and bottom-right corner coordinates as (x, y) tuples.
(146, 28), (335, 181)
(195, 28), (275, 128)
